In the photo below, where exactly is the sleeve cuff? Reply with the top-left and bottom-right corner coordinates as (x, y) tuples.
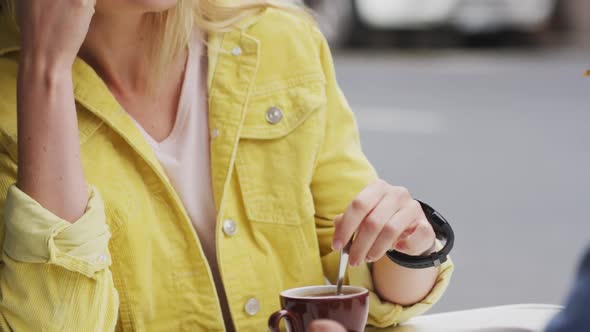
(348, 245), (454, 328)
(3, 185), (112, 278)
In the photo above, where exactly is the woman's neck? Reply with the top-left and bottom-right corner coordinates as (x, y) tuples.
(79, 11), (181, 95)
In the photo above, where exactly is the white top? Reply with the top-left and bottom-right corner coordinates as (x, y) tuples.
(130, 33), (234, 330)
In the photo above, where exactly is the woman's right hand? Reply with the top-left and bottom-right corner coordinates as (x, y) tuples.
(18, 0), (96, 70)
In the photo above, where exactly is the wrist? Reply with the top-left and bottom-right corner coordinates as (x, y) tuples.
(19, 52), (73, 84)
(419, 239), (437, 256)
(19, 57), (73, 97)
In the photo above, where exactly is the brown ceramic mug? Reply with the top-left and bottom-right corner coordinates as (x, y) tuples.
(268, 285), (369, 332)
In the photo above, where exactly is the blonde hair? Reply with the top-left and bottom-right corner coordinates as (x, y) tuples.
(156, 0), (307, 89)
(2, 0), (308, 92)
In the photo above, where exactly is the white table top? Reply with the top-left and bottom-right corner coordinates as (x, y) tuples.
(367, 304), (562, 332)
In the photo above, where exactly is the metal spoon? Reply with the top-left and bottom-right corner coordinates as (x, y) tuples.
(336, 239), (353, 295)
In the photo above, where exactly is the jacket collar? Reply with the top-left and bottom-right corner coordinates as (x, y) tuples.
(0, 10), (264, 85)
(0, 11), (265, 137)
(0, 12), (263, 207)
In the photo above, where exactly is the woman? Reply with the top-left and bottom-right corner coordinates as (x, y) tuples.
(0, 0), (453, 330)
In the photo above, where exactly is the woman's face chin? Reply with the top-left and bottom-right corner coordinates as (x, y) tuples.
(96, 0), (178, 15)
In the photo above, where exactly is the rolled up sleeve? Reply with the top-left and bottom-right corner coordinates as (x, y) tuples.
(3, 185), (112, 278)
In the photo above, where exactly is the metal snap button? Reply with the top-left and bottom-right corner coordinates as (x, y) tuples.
(223, 219), (237, 236)
(265, 107), (283, 125)
(244, 298), (260, 316)
(231, 47), (242, 56)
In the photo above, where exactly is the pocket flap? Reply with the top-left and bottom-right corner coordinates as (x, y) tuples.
(240, 80), (326, 140)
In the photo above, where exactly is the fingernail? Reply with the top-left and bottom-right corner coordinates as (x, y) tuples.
(332, 240), (343, 251)
(365, 256), (373, 263)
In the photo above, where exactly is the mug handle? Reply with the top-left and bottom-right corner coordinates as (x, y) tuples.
(268, 309), (303, 332)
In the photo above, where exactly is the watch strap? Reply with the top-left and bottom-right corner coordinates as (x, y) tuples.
(386, 200), (454, 269)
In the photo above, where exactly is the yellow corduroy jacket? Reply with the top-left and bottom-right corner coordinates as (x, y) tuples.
(0, 8), (453, 332)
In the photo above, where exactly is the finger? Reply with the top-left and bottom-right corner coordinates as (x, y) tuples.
(366, 204), (419, 262)
(392, 199), (427, 243)
(392, 221), (419, 253)
(332, 214), (344, 232)
(390, 199), (422, 243)
(348, 190), (402, 265)
(308, 320), (347, 332)
(395, 218), (435, 256)
(397, 222), (419, 241)
(332, 179), (388, 250)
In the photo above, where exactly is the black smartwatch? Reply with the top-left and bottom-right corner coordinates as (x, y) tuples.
(386, 200), (454, 269)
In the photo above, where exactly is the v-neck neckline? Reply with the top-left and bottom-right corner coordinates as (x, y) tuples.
(137, 34), (203, 148)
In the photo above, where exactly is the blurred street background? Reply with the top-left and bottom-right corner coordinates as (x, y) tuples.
(306, 0), (590, 314)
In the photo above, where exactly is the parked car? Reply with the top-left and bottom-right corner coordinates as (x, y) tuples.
(305, 0), (562, 46)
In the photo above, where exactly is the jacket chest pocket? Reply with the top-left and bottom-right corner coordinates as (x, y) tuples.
(235, 80), (327, 225)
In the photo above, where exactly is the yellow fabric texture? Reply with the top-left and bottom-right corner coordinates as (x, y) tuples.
(0, 8), (453, 332)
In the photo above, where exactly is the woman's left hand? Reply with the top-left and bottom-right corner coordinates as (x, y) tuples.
(332, 179), (436, 266)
